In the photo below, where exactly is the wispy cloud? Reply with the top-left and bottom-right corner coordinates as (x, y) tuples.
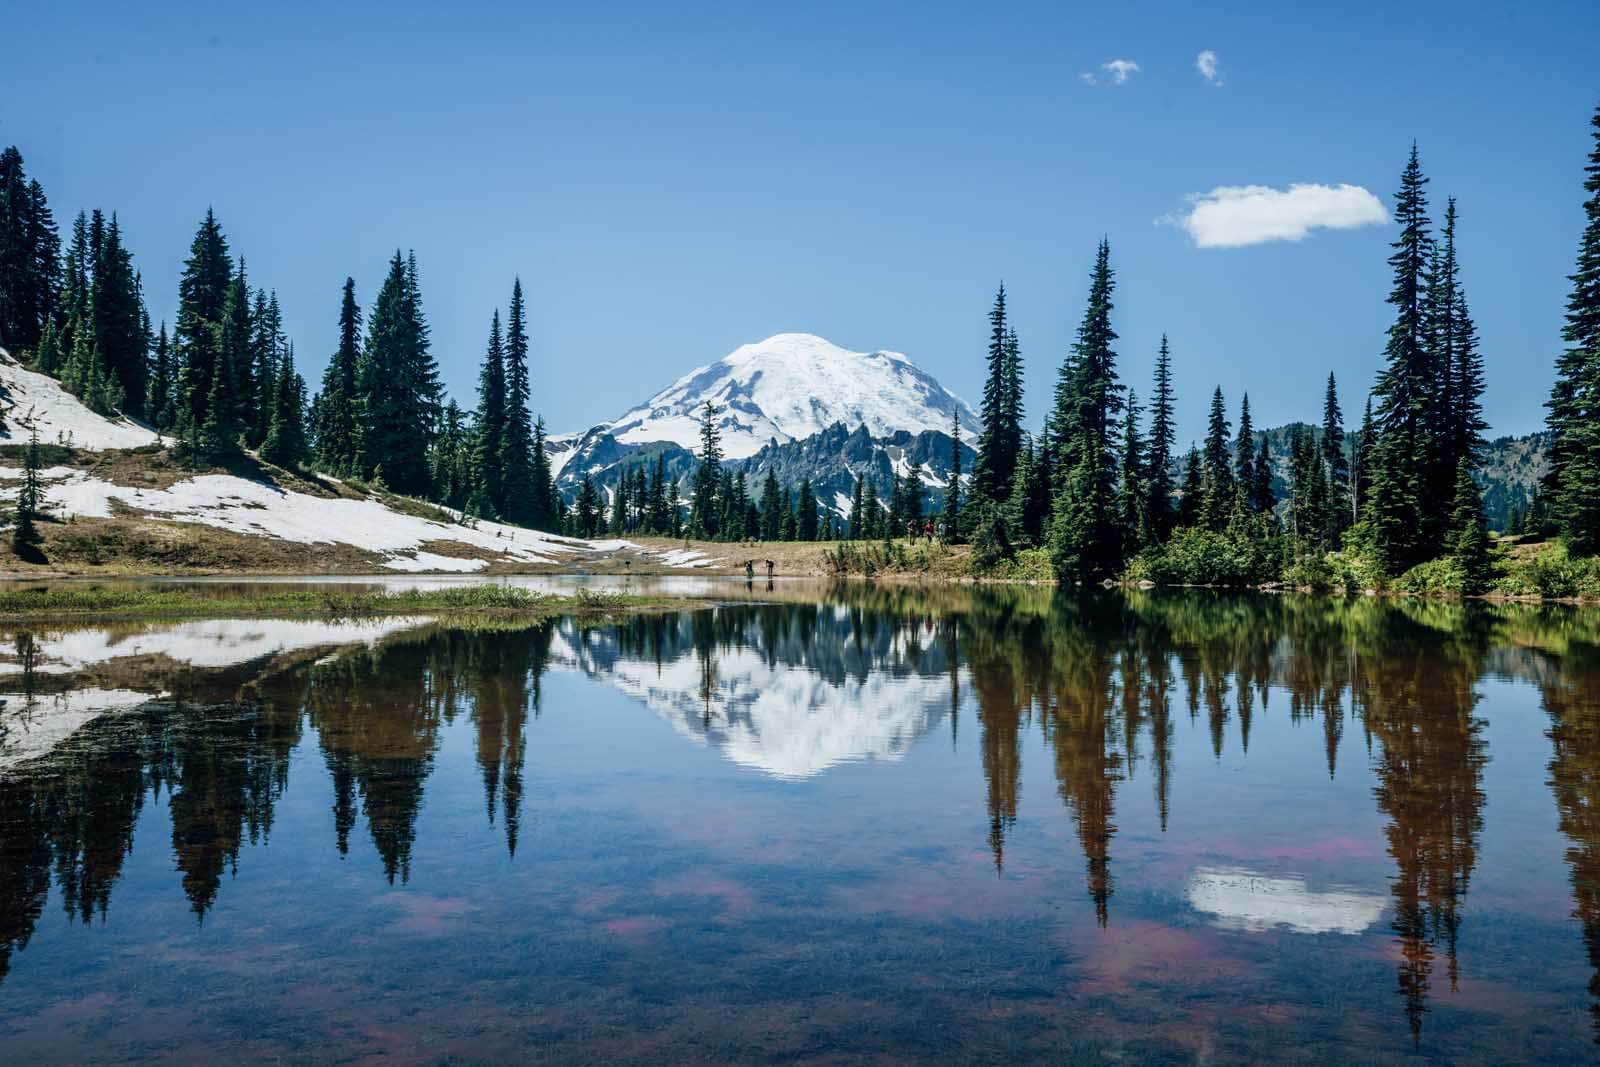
(1166, 183), (1389, 248)
(1196, 49), (1222, 86)
(1080, 58), (1140, 87)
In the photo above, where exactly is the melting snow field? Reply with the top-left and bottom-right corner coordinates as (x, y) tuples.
(0, 357), (163, 449)
(0, 348), (728, 573)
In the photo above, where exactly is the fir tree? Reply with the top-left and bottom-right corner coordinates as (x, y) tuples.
(88, 213), (146, 415)
(359, 251), (441, 497)
(1448, 457), (1492, 592)
(260, 347), (308, 469)
(1546, 104), (1600, 551)
(902, 462), (924, 531)
(1367, 144), (1437, 571)
(145, 322), (175, 430)
(797, 477), (819, 541)
(861, 478), (881, 540)
(1178, 447), (1204, 529)
(1354, 397), (1376, 513)
(500, 279), (536, 523)
(1252, 439), (1275, 516)
(0, 148), (62, 354)
(530, 416), (558, 531)
(1321, 373), (1351, 539)
(848, 475), (864, 540)
(1048, 240), (1124, 580)
(759, 469), (782, 541)
(472, 309), (507, 516)
(1145, 335), (1176, 540)
(1119, 388), (1145, 552)
(174, 209), (233, 434)
(1234, 393), (1256, 509)
(574, 475), (601, 537)
(316, 279), (363, 475)
(1201, 387), (1232, 530)
(973, 284), (1020, 502)
(10, 426), (43, 555)
(197, 270), (251, 460)
(689, 400), (722, 537)
(609, 471), (628, 535)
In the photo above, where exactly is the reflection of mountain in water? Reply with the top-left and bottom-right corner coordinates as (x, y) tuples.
(547, 607), (957, 779)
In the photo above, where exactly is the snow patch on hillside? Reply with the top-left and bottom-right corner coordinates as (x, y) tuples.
(0, 353), (163, 449)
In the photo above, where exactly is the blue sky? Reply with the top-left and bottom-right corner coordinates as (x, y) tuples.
(9, 0), (1598, 444)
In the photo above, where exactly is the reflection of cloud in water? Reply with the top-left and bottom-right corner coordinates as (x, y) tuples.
(1186, 867), (1385, 935)
(550, 626), (952, 779)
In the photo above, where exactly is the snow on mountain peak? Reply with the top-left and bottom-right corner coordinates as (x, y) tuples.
(595, 333), (977, 460)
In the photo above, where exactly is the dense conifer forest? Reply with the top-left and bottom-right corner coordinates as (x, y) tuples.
(1, 101), (1598, 590)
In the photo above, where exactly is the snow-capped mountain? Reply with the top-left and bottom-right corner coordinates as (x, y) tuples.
(546, 332), (980, 511)
(554, 332), (978, 468)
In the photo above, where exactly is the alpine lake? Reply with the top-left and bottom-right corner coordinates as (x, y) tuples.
(2, 576), (1599, 1064)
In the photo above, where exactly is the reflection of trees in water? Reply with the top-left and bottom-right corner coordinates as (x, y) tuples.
(1540, 635), (1600, 1044)
(1, 589), (1596, 1050)
(0, 622), (561, 981)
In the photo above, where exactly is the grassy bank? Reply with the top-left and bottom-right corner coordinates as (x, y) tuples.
(0, 583), (679, 622)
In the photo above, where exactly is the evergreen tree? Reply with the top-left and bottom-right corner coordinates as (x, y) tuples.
(1119, 389), (1146, 552)
(861, 478), (881, 540)
(1367, 145), (1437, 571)
(1234, 393), (1256, 509)
(1546, 104), (1600, 551)
(10, 426), (43, 555)
(1252, 438), (1275, 516)
(759, 469), (782, 540)
(609, 471), (629, 535)
(31, 316), (62, 376)
(1178, 447), (1204, 528)
(973, 284), (1020, 502)
(1048, 240), (1124, 580)
(316, 279), (363, 475)
(848, 475), (864, 539)
(0, 148), (62, 354)
(574, 475), (601, 537)
(1354, 397), (1376, 513)
(1145, 334), (1176, 540)
(1321, 372), (1351, 539)
(1201, 387), (1233, 529)
(87, 213), (146, 415)
(667, 477), (682, 537)
(530, 416), (558, 531)
(145, 322), (176, 430)
(689, 400), (722, 537)
(431, 400), (471, 510)
(472, 309), (507, 515)
(1448, 457), (1492, 592)
(499, 279), (536, 523)
(260, 347), (308, 469)
(197, 270), (251, 460)
(359, 251), (441, 497)
(902, 462), (924, 531)
(797, 477), (819, 541)
(174, 209), (233, 434)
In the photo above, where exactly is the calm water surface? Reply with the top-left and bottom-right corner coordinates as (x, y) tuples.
(2, 585), (1599, 1063)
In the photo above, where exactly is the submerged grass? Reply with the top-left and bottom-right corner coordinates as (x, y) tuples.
(0, 582), (666, 621)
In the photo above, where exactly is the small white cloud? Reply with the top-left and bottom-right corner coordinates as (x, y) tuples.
(1082, 59), (1139, 87)
(1102, 58), (1140, 84)
(1196, 49), (1222, 86)
(1167, 183), (1389, 248)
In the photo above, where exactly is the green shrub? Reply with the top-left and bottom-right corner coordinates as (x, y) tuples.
(1497, 543), (1600, 599)
(1129, 526), (1272, 587)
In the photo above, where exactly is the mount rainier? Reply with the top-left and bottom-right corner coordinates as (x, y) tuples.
(548, 333), (980, 515)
